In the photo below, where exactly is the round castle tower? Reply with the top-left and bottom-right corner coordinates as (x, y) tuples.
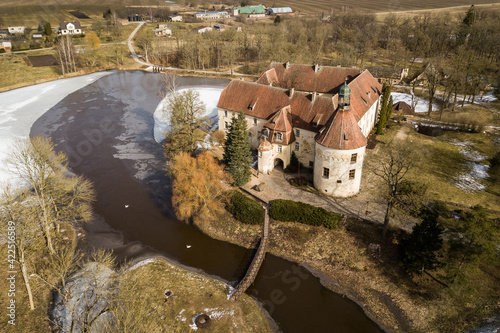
(313, 81), (367, 197)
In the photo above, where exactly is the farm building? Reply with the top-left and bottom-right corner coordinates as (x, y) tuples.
(128, 14), (144, 22)
(194, 11), (230, 20)
(392, 101), (414, 115)
(214, 24), (225, 31)
(154, 24), (172, 36)
(8, 26), (25, 34)
(194, 26), (212, 34)
(0, 29), (8, 39)
(0, 40), (12, 52)
(169, 15), (183, 22)
(266, 7), (293, 15)
(232, 5), (266, 15)
(58, 22), (82, 35)
(32, 32), (43, 39)
(217, 62), (382, 197)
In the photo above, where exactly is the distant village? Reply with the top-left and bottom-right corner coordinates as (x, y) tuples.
(0, 4), (295, 53)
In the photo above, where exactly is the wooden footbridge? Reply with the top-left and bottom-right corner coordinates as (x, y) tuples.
(231, 202), (270, 300)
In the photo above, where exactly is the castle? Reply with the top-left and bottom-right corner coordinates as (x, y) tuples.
(217, 62), (382, 197)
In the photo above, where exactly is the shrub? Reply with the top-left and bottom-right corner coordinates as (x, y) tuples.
(270, 199), (341, 229)
(226, 191), (265, 225)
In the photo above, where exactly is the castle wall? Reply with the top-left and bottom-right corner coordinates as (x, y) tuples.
(258, 144), (291, 173)
(313, 144), (365, 197)
(357, 96), (381, 137)
(218, 108), (267, 149)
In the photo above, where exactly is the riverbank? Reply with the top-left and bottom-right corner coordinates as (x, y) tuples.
(52, 255), (274, 332)
(195, 204), (496, 333)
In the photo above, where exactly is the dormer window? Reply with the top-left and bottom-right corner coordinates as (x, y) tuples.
(344, 133), (349, 141)
(263, 129), (269, 137)
(276, 132), (283, 141)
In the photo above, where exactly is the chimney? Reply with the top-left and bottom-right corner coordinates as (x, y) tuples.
(312, 91), (317, 102)
(289, 87), (294, 98)
(314, 64), (320, 72)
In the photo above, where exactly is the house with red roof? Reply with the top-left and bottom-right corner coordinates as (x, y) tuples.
(217, 62), (382, 197)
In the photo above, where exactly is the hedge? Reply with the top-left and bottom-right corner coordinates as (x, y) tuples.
(270, 199), (341, 229)
(226, 191), (265, 225)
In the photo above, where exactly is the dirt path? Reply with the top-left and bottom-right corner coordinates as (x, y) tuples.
(394, 125), (411, 141)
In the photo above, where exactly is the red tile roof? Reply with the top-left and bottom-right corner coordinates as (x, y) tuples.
(316, 109), (367, 149)
(263, 106), (295, 145)
(217, 67), (381, 150)
(217, 80), (336, 132)
(347, 70), (382, 122)
(262, 62), (361, 93)
(256, 68), (278, 86)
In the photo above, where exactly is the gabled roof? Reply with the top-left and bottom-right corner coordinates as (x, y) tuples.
(59, 21), (81, 30)
(218, 65), (382, 150)
(263, 106), (295, 145)
(347, 70), (382, 122)
(261, 62), (361, 94)
(316, 109), (367, 150)
(217, 80), (336, 132)
(256, 68), (279, 86)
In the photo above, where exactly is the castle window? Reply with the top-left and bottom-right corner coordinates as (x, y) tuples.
(349, 169), (355, 180)
(263, 129), (268, 137)
(309, 161), (314, 168)
(276, 132), (283, 141)
(253, 118), (257, 125)
(351, 153), (358, 163)
(224, 110), (228, 117)
(278, 145), (282, 153)
(249, 132), (252, 137)
(323, 167), (329, 179)
(259, 151), (262, 157)
(224, 122), (228, 129)
(295, 129), (300, 137)
(295, 142), (299, 151)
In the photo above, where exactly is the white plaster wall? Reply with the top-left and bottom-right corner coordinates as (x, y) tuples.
(292, 128), (316, 168)
(258, 149), (273, 173)
(313, 144), (366, 197)
(217, 108), (267, 149)
(358, 96), (381, 137)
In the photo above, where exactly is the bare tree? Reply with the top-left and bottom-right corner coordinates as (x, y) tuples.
(8, 137), (95, 254)
(55, 35), (77, 75)
(372, 142), (420, 237)
(1, 187), (45, 310)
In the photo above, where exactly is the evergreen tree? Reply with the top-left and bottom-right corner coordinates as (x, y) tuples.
(223, 111), (252, 186)
(387, 95), (394, 121)
(401, 208), (444, 275)
(376, 84), (391, 135)
(44, 22), (52, 36)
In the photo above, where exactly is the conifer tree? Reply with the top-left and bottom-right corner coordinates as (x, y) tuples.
(376, 84), (391, 135)
(223, 111), (252, 186)
(401, 208), (444, 275)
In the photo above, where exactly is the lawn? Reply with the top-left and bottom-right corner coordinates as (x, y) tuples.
(119, 258), (273, 332)
(0, 50), (60, 90)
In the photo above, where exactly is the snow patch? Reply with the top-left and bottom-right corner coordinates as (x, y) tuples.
(451, 141), (489, 193)
(391, 92), (439, 113)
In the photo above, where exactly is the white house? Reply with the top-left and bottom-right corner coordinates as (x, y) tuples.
(58, 22), (82, 35)
(194, 26), (212, 34)
(194, 11), (230, 20)
(8, 26), (25, 34)
(217, 62), (382, 197)
(169, 15), (183, 22)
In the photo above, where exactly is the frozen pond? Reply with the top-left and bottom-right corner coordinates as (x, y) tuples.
(0, 72), (111, 188)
